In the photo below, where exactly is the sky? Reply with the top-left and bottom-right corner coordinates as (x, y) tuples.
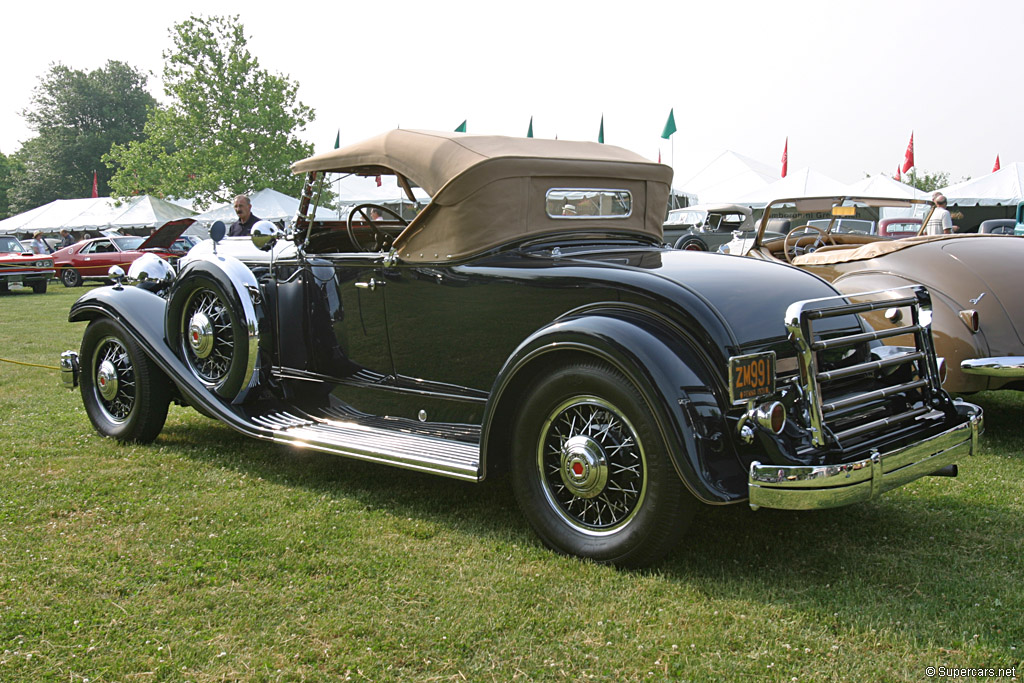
(2, 0), (1020, 190)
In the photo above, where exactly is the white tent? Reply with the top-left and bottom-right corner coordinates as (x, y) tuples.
(845, 174), (933, 200)
(733, 167), (850, 207)
(0, 195), (196, 236)
(191, 188), (340, 227)
(676, 150), (779, 205)
(938, 162), (1024, 206)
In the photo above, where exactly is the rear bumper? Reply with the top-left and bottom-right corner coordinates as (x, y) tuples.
(960, 356), (1024, 378)
(748, 401), (982, 511)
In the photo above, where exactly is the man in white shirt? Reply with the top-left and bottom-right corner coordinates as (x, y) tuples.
(925, 194), (953, 235)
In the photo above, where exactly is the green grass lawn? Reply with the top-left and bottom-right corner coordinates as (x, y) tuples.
(2, 284), (1022, 682)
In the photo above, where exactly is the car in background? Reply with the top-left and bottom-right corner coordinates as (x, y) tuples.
(0, 235), (54, 294)
(171, 234), (202, 253)
(665, 203), (754, 251)
(878, 217), (922, 238)
(52, 223), (189, 287)
(978, 219), (1016, 235)
(807, 218), (876, 235)
(732, 195), (1024, 395)
(62, 131), (981, 568)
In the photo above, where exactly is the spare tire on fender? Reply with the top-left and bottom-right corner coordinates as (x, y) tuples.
(165, 258), (262, 403)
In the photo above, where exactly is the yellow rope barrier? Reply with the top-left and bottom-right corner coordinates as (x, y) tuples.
(0, 357), (61, 371)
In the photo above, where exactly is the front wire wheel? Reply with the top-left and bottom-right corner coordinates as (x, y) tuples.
(80, 318), (170, 442)
(511, 361), (694, 567)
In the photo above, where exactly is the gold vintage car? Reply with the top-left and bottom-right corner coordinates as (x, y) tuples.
(731, 195), (1024, 394)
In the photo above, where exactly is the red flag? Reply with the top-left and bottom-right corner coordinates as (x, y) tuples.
(895, 165), (901, 182)
(781, 137), (788, 178)
(993, 155), (1001, 172)
(91, 170), (98, 198)
(901, 132), (915, 173)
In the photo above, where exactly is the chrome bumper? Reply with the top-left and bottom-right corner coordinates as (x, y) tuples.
(748, 401), (982, 511)
(960, 356), (1024, 378)
(60, 350), (80, 389)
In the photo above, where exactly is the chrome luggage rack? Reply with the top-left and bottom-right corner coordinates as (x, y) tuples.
(785, 285), (946, 450)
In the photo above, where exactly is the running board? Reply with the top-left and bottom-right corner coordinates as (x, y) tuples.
(250, 410), (482, 481)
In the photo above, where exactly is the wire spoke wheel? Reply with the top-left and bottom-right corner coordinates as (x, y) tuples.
(511, 361), (693, 567)
(181, 287), (235, 387)
(80, 318), (170, 443)
(91, 336), (137, 424)
(538, 396), (646, 534)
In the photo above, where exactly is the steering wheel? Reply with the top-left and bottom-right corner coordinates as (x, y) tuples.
(783, 225), (835, 263)
(346, 203), (408, 252)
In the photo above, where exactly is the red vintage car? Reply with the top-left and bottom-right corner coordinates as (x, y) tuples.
(53, 224), (190, 287)
(0, 235), (55, 294)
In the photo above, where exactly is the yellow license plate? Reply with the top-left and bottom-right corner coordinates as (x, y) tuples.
(729, 352), (776, 404)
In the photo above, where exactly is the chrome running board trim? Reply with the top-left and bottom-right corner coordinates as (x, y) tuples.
(251, 410), (481, 481)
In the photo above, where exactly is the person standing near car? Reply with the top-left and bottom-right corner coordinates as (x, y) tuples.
(30, 232), (50, 254)
(925, 194), (953, 235)
(228, 194), (261, 236)
(58, 229), (75, 248)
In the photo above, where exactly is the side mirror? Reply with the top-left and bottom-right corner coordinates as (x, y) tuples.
(210, 220), (227, 243)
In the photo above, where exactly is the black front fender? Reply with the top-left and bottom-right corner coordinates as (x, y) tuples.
(68, 286), (264, 437)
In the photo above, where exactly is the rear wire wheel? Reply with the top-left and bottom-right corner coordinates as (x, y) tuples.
(80, 318), (170, 443)
(511, 361), (694, 567)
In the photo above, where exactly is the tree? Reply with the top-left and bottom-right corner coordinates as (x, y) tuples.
(7, 61), (155, 214)
(106, 15), (315, 209)
(0, 152), (18, 219)
(902, 170), (959, 194)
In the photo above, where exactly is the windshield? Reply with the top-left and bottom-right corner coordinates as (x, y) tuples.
(0, 236), (28, 253)
(112, 236), (145, 250)
(761, 197), (930, 240)
(665, 209), (706, 226)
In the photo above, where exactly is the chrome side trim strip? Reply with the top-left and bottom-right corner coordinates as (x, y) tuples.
(960, 356), (1024, 378)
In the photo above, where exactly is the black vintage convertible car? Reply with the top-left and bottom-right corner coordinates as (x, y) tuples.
(61, 130), (982, 567)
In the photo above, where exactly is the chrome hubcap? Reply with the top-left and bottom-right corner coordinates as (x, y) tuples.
(188, 311), (214, 358)
(560, 435), (608, 499)
(96, 360), (119, 401)
(181, 287), (234, 386)
(537, 396), (647, 534)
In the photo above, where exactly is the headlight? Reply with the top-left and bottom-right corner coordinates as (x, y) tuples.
(127, 253), (176, 291)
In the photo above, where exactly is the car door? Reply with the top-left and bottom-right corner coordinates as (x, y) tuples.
(75, 239), (121, 278)
(272, 253), (396, 414)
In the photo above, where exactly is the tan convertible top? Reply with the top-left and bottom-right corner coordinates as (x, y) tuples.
(291, 129), (673, 263)
(791, 233), (977, 266)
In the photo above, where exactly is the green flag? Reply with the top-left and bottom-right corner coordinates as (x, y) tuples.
(455, 120), (467, 133)
(334, 130), (340, 149)
(598, 115), (604, 144)
(527, 116), (534, 138)
(661, 109), (677, 139)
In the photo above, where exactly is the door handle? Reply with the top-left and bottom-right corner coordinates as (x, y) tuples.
(354, 278), (385, 291)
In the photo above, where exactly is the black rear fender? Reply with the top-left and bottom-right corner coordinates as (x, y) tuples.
(482, 310), (743, 504)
